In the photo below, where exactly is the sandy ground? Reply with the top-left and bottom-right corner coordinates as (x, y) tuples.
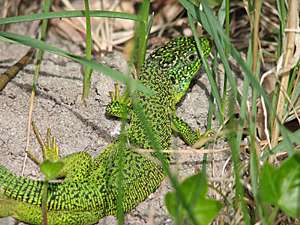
(0, 23), (246, 225)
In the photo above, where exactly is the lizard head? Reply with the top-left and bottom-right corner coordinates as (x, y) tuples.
(148, 36), (211, 104)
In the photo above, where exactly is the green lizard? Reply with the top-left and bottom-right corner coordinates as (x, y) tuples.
(0, 36), (211, 224)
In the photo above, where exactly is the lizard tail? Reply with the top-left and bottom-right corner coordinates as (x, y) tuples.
(0, 164), (44, 205)
(0, 164), (45, 223)
(0, 164), (107, 224)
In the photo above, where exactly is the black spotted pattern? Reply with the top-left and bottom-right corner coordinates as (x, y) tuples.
(0, 36), (211, 224)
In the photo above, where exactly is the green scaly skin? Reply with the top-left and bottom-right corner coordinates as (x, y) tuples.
(0, 36), (211, 224)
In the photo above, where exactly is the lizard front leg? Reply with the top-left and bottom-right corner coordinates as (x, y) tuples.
(32, 122), (91, 181)
(171, 115), (215, 148)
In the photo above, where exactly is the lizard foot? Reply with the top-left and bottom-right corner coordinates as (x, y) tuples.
(192, 129), (217, 148)
(28, 122), (59, 165)
(106, 83), (132, 119)
(30, 122), (91, 181)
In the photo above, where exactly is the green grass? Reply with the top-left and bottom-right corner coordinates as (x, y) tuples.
(0, 0), (299, 224)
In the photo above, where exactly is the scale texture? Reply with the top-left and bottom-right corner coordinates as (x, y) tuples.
(0, 36), (211, 224)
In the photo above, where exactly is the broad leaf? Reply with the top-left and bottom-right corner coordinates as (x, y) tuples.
(165, 172), (223, 225)
(260, 152), (300, 217)
(40, 160), (64, 181)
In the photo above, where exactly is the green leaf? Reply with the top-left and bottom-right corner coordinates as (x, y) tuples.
(181, 172), (208, 201)
(276, 152), (300, 217)
(40, 160), (64, 181)
(191, 198), (223, 225)
(165, 192), (183, 218)
(260, 152), (300, 217)
(189, 0), (200, 7)
(260, 163), (278, 205)
(217, 0), (226, 25)
(165, 172), (223, 225)
(205, 0), (223, 7)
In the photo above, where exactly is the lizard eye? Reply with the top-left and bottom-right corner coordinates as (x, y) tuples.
(188, 54), (197, 62)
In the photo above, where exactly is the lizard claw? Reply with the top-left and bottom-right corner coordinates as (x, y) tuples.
(29, 122), (60, 164)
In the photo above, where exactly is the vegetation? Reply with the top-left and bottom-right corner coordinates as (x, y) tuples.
(0, 0), (299, 224)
